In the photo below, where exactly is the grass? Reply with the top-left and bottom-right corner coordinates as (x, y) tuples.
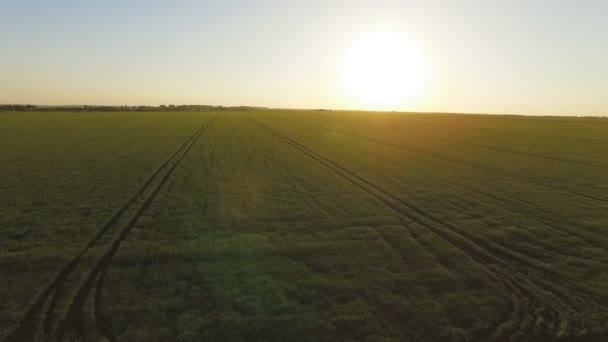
(1, 109), (607, 341)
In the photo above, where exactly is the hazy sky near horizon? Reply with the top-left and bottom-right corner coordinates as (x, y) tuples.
(1, 0), (607, 115)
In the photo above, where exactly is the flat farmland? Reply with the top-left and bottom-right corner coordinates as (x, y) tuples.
(1, 110), (607, 341)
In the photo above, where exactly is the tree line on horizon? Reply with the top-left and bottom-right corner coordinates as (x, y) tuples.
(0, 104), (263, 112)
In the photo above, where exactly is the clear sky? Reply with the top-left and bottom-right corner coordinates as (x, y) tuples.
(1, 0), (607, 115)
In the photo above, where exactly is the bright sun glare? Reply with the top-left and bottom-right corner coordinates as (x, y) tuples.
(342, 31), (426, 108)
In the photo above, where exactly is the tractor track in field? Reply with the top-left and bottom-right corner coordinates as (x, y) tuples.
(243, 119), (460, 289)
(42, 126), (208, 339)
(251, 118), (608, 303)
(9, 116), (216, 342)
(268, 123), (608, 304)
(269, 117), (604, 166)
(63, 115), (216, 341)
(418, 159), (608, 250)
(363, 146), (608, 263)
(245, 117), (608, 340)
(241, 118), (476, 322)
(442, 173), (608, 258)
(244, 117), (534, 339)
(268, 118), (608, 206)
(258, 119), (608, 251)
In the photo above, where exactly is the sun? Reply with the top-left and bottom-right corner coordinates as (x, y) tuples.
(342, 31), (426, 108)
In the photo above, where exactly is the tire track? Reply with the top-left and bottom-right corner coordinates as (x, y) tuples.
(9, 116), (216, 341)
(250, 118), (466, 304)
(418, 158), (608, 249)
(239, 116), (481, 336)
(256, 119), (607, 336)
(266, 118), (608, 205)
(41, 126), (207, 339)
(270, 116), (607, 166)
(59, 116), (216, 341)
(249, 119), (606, 306)
(255, 120), (608, 303)
(439, 172), (608, 258)
(247, 117), (608, 338)
(432, 137), (606, 166)
(246, 118), (461, 283)
(353, 141), (608, 262)
(244, 117), (535, 339)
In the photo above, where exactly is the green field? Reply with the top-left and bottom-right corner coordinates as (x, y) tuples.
(1, 110), (607, 341)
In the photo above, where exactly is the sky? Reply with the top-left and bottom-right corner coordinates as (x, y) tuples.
(1, 0), (607, 116)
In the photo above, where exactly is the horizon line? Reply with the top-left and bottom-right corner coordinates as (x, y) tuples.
(1, 103), (606, 118)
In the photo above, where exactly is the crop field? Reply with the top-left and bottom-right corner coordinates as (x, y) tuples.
(1, 110), (607, 341)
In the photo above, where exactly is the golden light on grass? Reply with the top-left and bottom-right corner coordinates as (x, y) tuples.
(342, 31), (426, 108)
